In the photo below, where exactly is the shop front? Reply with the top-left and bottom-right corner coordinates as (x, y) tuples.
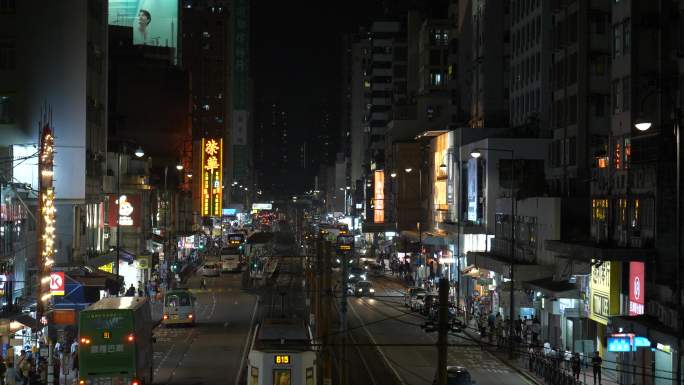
(87, 249), (137, 293)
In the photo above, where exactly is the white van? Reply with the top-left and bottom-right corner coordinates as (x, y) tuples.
(221, 255), (240, 273)
(162, 289), (195, 326)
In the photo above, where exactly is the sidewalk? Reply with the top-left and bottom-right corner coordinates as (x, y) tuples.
(458, 317), (619, 385)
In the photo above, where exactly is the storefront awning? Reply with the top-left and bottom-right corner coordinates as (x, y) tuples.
(362, 222), (397, 234)
(467, 251), (552, 282)
(11, 313), (37, 331)
(399, 231), (420, 242)
(86, 248), (135, 268)
(524, 277), (580, 299)
(422, 233), (449, 246)
(148, 233), (164, 244)
(544, 240), (654, 263)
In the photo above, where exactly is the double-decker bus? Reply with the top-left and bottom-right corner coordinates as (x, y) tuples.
(78, 297), (153, 385)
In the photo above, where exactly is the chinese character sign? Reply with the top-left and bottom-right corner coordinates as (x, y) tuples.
(201, 138), (223, 217)
(374, 170), (384, 223)
(629, 261), (645, 316)
(589, 261), (621, 325)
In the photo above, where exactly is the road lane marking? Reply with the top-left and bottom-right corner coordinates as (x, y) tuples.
(235, 297), (259, 385)
(349, 300), (406, 385)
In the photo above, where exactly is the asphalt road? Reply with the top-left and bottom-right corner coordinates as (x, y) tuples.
(346, 275), (535, 385)
(152, 270), (258, 385)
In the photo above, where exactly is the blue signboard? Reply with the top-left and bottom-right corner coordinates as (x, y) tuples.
(607, 336), (631, 352)
(222, 208), (237, 216)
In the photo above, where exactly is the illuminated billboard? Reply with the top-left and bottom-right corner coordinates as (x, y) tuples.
(201, 138), (223, 217)
(629, 261), (645, 316)
(107, 194), (141, 227)
(589, 261), (621, 325)
(373, 170), (384, 223)
(108, 0), (178, 50)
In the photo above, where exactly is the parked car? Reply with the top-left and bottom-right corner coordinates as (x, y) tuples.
(428, 301), (458, 322)
(410, 293), (426, 312)
(354, 280), (375, 297)
(404, 287), (426, 307)
(201, 263), (220, 277)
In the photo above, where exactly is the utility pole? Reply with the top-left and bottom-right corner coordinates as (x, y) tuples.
(338, 235), (353, 385)
(436, 277), (449, 385)
(322, 241), (332, 385)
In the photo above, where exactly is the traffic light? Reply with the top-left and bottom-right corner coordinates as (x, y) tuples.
(170, 262), (179, 273)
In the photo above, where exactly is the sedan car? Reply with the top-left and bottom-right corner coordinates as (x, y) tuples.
(444, 366), (474, 385)
(354, 280), (375, 297)
(201, 263), (220, 277)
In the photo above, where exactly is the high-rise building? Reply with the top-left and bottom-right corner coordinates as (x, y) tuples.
(466, 0), (509, 128)
(547, 0), (610, 197)
(509, 0), (552, 133)
(0, 0), (108, 268)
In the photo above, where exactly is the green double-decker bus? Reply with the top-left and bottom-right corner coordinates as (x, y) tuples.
(78, 297), (153, 385)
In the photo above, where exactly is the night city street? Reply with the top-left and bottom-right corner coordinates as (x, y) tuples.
(3, 0), (684, 385)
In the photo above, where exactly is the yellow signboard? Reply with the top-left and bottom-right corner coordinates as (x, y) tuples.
(589, 261), (621, 325)
(136, 256), (150, 270)
(98, 262), (114, 274)
(201, 138), (223, 217)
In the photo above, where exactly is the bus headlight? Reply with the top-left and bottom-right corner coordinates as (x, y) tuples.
(188, 314), (193, 319)
(163, 314), (169, 320)
(370, 288), (375, 293)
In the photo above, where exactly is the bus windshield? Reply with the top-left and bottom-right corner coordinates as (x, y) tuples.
(166, 292), (191, 307)
(79, 310), (135, 374)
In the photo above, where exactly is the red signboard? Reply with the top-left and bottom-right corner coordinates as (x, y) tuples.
(107, 194), (141, 227)
(50, 272), (65, 296)
(629, 261), (645, 316)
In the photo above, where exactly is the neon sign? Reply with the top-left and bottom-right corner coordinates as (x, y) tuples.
(374, 170), (384, 223)
(201, 138), (223, 217)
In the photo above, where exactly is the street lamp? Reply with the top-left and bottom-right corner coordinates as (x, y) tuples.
(471, 147), (515, 359)
(404, 167), (413, 173)
(390, 171), (397, 178)
(134, 147), (145, 158)
(176, 163), (184, 171)
(634, 94), (682, 385)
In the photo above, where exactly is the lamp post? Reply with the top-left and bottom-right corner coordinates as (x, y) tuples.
(471, 147), (515, 359)
(116, 144), (144, 292)
(634, 94), (681, 385)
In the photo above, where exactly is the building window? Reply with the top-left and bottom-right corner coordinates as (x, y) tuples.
(0, 38), (16, 70)
(622, 76), (630, 111)
(612, 79), (622, 113)
(592, 199), (609, 222)
(623, 20), (631, 54)
(0, 0), (15, 13)
(612, 24), (622, 57)
(569, 136), (577, 165)
(0, 94), (15, 124)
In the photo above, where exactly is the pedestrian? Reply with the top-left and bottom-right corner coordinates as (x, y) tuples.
(528, 345), (535, 371)
(592, 351), (602, 385)
(16, 351), (26, 383)
(4, 363), (17, 385)
(72, 352), (79, 380)
(52, 356), (60, 385)
(125, 284), (135, 296)
(38, 358), (47, 385)
(0, 359), (5, 385)
(571, 352), (581, 380)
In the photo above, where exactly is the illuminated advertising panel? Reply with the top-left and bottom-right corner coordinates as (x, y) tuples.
(50, 272), (65, 296)
(589, 261), (621, 325)
(107, 194), (141, 227)
(629, 261), (645, 316)
(252, 203), (273, 211)
(373, 170), (384, 223)
(201, 138), (223, 217)
(467, 158), (478, 221)
(108, 0), (178, 50)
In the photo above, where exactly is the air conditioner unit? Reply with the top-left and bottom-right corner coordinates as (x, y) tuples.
(630, 237), (642, 248)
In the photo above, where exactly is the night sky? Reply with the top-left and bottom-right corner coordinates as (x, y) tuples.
(251, 0), (385, 194)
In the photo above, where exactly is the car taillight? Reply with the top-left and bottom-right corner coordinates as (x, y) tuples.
(79, 380), (85, 385)
(127, 333), (135, 342)
(80, 337), (91, 345)
(131, 379), (140, 385)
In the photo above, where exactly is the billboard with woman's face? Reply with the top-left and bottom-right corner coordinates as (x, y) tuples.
(109, 0), (178, 50)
